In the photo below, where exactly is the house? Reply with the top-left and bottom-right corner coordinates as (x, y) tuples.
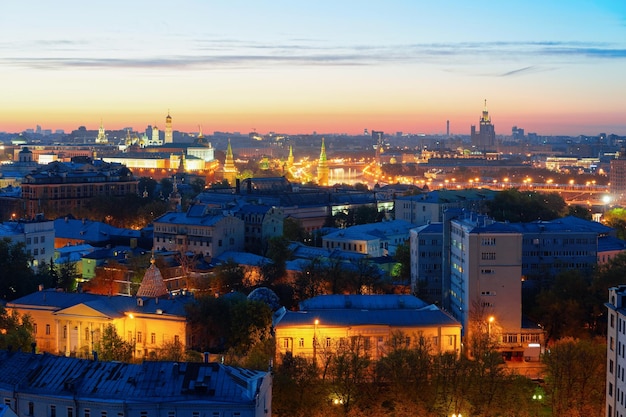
(7, 288), (191, 360)
(321, 219), (415, 257)
(273, 294), (461, 364)
(153, 205), (245, 258)
(0, 350), (272, 417)
(0, 217), (54, 269)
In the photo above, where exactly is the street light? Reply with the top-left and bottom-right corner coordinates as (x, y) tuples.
(488, 316), (495, 338)
(313, 319), (319, 363)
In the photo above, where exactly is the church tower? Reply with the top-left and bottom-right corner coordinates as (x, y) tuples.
(287, 145), (294, 167)
(95, 119), (108, 144)
(317, 138), (329, 186)
(222, 138), (238, 186)
(136, 256), (169, 298)
(164, 111), (173, 144)
(169, 176), (182, 212)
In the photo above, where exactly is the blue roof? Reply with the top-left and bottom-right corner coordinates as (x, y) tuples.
(0, 351), (268, 405)
(277, 308), (459, 328)
(54, 218), (140, 243)
(598, 235), (626, 252)
(301, 294), (429, 310)
(507, 215), (613, 234)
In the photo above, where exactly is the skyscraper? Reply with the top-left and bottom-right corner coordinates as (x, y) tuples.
(470, 100), (496, 151)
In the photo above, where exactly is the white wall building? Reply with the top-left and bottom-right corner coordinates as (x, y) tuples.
(0, 218), (54, 269)
(606, 285), (626, 417)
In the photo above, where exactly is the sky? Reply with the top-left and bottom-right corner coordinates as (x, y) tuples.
(1, 1), (625, 137)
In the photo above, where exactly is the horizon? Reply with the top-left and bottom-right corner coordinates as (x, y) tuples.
(2, 1), (625, 137)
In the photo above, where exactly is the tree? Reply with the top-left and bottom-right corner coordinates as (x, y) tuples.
(138, 177), (158, 198)
(95, 324), (133, 362)
(261, 237), (291, 284)
(485, 189), (567, 222)
(0, 238), (37, 300)
(604, 207), (626, 239)
(0, 306), (35, 352)
(57, 261), (78, 292)
(542, 338), (606, 416)
(283, 217), (309, 243)
(327, 335), (372, 414)
(213, 258), (245, 293)
(393, 240), (411, 286)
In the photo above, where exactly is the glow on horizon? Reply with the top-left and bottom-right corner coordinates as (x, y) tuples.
(1, 1), (626, 136)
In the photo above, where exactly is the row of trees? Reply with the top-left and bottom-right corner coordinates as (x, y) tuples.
(273, 331), (606, 417)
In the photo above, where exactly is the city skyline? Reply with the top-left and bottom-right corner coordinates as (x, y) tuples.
(1, 1), (625, 136)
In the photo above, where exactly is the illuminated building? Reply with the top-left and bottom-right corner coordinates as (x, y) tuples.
(610, 157), (626, 204)
(94, 119), (108, 144)
(287, 145), (294, 167)
(274, 294), (461, 364)
(21, 160), (138, 219)
(317, 138), (329, 186)
(164, 111), (173, 144)
(0, 217), (54, 269)
(221, 138), (238, 186)
(470, 99), (496, 151)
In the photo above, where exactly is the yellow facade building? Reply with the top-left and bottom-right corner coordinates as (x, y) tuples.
(273, 294), (462, 364)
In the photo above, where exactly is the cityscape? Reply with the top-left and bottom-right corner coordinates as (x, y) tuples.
(1, 1), (626, 417)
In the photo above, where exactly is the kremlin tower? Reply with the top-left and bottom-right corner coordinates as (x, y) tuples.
(222, 138), (238, 186)
(317, 138), (329, 186)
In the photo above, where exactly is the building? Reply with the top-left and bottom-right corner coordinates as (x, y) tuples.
(53, 217), (143, 249)
(410, 223), (443, 304)
(222, 139), (238, 186)
(0, 350), (272, 417)
(394, 189), (496, 226)
(0, 217), (54, 269)
(273, 294), (461, 364)
(164, 111), (173, 144)
(606, 285), (626, 417)
(321, 219), (415, 257)
(21, 160), (138, 219)
(317, 138), (329, 186)
(153, 205), (245, 258)
(470, 99), (496, 151)
(234, 204), (284, 255)
(611, 157), (626, 204)
(7, 288), (191, 359)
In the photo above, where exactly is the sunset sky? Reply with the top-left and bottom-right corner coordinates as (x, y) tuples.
(1, 1), (625, 136)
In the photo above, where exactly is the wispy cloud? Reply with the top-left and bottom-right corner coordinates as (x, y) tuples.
(1, 39), (625, 71)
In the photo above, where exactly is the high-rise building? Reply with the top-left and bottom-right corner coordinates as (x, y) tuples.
(606, 285), (626, 417)
(164, 111), (173, 144)
(95, 119), (108, 144)
(611, 156), (626, 204)
(470, 100), (496, 151)
(317, 138), (329, 186)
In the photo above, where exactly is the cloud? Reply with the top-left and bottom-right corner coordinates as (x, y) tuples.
(1, 39), (625, 71)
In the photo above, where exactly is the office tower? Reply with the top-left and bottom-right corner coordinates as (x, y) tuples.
(447, 120), (450, 136)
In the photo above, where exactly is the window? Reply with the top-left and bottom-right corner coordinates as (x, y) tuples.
(46, 324), (51, 335)
(283, 338), (290, 349)
(51, 405), (57, 417)
(33, 323), (38, 334)
(101, 412), (107, 417)
(326, 337), (331, 348)
(151, 333), (156, 344)
(298, 338), (305, 348)
(137, 332), (143, 343)
(140, 412), (148, 417)
(84, 409), (90, 417)
(481, 252), (496, 260)
(28, 402), (34, 416)
(68, 407), (74, 417)
(481, 237), (496, 246)
(174, 335), (179, 344)
(41, 236), (46, 243)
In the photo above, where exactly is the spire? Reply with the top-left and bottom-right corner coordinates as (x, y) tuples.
(222, 138), (237, 186)
(287, 145), (294, 167)
(481, 99), (490, 123)
(136, 259), (169, 298)
(317, 138), (329, 186)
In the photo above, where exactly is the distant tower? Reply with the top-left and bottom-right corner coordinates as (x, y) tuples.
(372, 130), (384, 166)
(95, 119), (108, 144)
(222, 138), (238, 186)
(169, 176), (182, 212)
(195, 124), (206, 145)
(446, 120), (450, 137)
(152, 125), (161, 145)
(470, 99), (496, 151)
(317, 138), (329, 186)
(287, 145), (294, 167)
(164, 111), (173, 144)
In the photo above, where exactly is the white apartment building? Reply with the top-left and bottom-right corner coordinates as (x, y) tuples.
(0, 218), (54, 268)
(606, 285), (626, 417)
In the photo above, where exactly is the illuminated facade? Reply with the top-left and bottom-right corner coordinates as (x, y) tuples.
(164, 111), (173, 144)
(317, 138), (329, 186)
(7, 289), (191, 359)
(607, 285), (626, 417)
(21, 160), (138, 219)
(222, 138), (238, 186)
(274, 295), (462, 364)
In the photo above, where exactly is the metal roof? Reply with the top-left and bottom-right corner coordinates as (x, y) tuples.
(0, 351), (268, 405)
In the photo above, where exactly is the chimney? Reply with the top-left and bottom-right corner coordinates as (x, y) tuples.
(203, 352), (210, 363)
(235, 178), (240, 194)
